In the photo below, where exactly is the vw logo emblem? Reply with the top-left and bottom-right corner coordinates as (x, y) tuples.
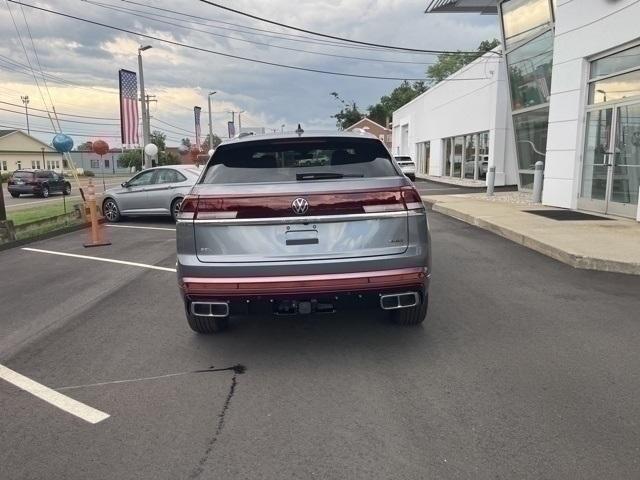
(291, 197), (309, 215)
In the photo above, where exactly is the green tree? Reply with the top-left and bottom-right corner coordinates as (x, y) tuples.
(150, 130), (166, 151)
(76, 141), (93, 151)
(201, 133), (222, 152)
(330, 92), (364, 129)
(119, 149), (142, 170)
(366, 81), (429, 126)
(427, 38), (500, 85)
(158, 151), (180, 166)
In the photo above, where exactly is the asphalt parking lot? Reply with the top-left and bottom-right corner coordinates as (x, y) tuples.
(1, 213), (639, 479)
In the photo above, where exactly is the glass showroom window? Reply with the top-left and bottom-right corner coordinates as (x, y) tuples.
(513, 108), (549, 189)
(507, 31), (553, 110)
(416, 141), (430, 175)
(442, 131), (489, 179)
(500, 0), (554, 189)
(501, 0), (552, 50)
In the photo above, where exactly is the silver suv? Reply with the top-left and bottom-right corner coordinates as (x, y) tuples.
(176, 131), (431, 333)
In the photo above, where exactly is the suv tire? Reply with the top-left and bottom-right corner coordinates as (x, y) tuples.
(390, 294), (428, 326)
(41, 185), (49, 198)
(63, 183), (71, 195)
(186, 310), (229, 334)
(10, 192), (20, 198)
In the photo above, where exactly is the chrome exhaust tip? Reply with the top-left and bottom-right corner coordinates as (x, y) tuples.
(191, 301), (230, 318)
(380, 292), (419, 310)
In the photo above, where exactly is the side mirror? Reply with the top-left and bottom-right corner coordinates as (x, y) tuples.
(121, 182), (128, 188)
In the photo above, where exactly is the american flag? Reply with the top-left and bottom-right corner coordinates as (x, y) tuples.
(194, 106), (202, 148)
(119, 69), (139, 146)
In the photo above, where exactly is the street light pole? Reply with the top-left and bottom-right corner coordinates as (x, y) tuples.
(138, 45), (152, 169)
(21, 95), (30, 135)
(208, 91), (216, 147)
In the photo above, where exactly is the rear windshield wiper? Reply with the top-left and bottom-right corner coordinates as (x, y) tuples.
(296, 172), (364, 181)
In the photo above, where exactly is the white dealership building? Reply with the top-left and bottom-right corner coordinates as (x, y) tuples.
(394, 0), (640, 219)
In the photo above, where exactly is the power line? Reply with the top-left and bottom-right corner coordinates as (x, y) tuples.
(112, 0), (415, 54)
(4, 0), (56, 131)
(8, 1), (454, 82)
(0, 53), (119, 96)
(197, 0), (499, 55)
(0, 122), (123, 138)
(84, 0), (437, 65)
(0, 106), (119, 125)
(18, 3), (57, 120)
(0, 100), (120, 120)
(153, 117), (195, 134)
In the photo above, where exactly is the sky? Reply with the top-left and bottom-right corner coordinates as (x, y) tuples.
(0, 0), (498, 147)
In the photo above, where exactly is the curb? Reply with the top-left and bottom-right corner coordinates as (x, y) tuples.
(0, 222), (90, 252)
(428, 200), (640, 276)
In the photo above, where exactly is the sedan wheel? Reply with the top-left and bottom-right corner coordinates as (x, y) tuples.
(103, 199), (120, 222)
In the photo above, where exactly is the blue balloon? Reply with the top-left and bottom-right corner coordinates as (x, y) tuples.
(52, 133), (74, 153)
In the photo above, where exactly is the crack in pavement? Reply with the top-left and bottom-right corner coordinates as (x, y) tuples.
(54, 364), (247, 391)
(189, 365), (246, 479)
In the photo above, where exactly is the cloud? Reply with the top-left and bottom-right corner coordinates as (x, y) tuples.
(0, 0), (498, 145)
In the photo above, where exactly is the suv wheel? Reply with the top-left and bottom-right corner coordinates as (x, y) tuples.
(10, 192), (20, 198)
(41, 186), (49, 198)
(102, 199), (121, 222)
(63, 184), (71, 195)
(390, 294), (428, 326)
(171, 197), (183, 222)
(186, 310), (229, 334)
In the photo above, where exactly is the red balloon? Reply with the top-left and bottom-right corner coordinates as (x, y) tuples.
(92, 140), (109, 156)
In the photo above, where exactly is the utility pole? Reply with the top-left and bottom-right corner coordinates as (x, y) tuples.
(20, 95), (30, 135)
(208, 91), (216, 147)
(138, 45), (152, 169)
(238, 110), (245, 131)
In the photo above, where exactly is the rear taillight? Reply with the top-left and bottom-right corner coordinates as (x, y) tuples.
(401, 186), (425, 212)
(181, 188), (424, 220)
(177, 195), (198, 220)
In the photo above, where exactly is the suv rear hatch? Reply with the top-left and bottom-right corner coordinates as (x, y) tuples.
(180, 136), (423, 263)
(9, 171), (35, 185)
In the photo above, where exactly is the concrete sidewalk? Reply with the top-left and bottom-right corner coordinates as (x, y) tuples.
(423, 192), (640, 275)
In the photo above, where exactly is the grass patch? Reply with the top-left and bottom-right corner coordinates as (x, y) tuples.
(7, 202), (72, 226)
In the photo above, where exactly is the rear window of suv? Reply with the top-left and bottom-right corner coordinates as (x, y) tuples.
(201, 137), (398, 184)
(13, 171), (35, 179)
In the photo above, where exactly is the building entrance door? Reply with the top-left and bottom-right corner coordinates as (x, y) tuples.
(579, 101), (640, 217)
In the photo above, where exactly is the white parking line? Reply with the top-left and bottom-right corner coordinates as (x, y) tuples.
(106, 224), (176, 232)
(22, 248), (177, 272)
(0, 364), (110, 424)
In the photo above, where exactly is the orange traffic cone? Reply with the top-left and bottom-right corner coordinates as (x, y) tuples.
(83, 179), (111, 248)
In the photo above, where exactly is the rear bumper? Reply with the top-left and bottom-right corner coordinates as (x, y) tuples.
(8, 185), (40, 194)
(179, 266), (429, 300)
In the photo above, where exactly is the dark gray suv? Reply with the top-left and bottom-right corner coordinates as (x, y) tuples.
(176, 131), (431, 333)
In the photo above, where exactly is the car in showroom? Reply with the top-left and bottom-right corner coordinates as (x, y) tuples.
(463, 154), (489, 179)
(176, 130), (431, 333)
(101, 165), (201, 222)
(7, 169), (71, 198)
(394, 155), (416, 181)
